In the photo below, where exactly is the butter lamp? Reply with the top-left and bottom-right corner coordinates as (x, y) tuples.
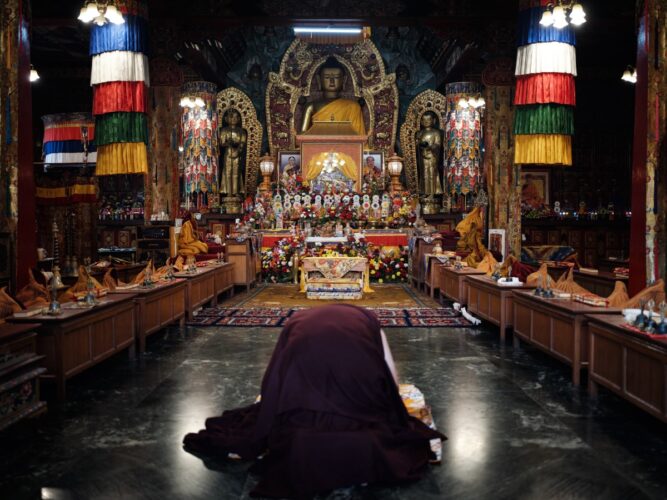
(386, 152), (404, 193)
(259, 153), (275, 192)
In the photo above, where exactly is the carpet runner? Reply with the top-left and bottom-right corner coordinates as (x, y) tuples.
(188, 306), (472, 328)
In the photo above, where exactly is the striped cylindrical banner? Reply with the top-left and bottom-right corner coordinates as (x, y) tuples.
(90, 0), (149, 176)
(513, 4), (576, 166)
(42, 112), (96, 165)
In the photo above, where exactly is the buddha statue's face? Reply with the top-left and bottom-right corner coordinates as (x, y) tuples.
(226, 110), (241, 126)
(421, 112), (436, 129)
(320, 67), (344, 93)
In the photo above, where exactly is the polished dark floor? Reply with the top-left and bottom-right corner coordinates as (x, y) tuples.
(2, 297), (667, 499)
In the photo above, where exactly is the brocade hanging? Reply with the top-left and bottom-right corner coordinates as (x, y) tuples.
(181, 81), (218, 202)
(444, 82), (482, 196)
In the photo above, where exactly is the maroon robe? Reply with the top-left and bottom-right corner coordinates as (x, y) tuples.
(183, 304), (444, 498)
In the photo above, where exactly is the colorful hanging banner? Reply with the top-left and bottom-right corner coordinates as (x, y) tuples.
(517, 6), (576, 46)
(514, 134), (572, 165)
(444, 82), (482, 196)
(96, 142), (148, 175)
(93, 81), (147, 114)
(515, 42), (577, 76)
(513, 104), (574, 135)
(95, 112), (148, 145)
(89, 15), (149, 56)
(514, 73), (576, 105)
(90, 51), (150, 86)
(181, 81), (218, 202)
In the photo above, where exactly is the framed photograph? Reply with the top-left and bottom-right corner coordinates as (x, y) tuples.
(520, 169), (550, 209)
(488, 229), (507, 262)
(362, 151), (384, 186)
(278, 151), (302, 192)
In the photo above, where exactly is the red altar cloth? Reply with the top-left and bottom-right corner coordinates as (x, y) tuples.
(260, 233), (408, 248)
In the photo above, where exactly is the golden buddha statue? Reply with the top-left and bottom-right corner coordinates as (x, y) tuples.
(300, 58), (366, 137)
(219, 109), (248, 196)
(415, 111), (444, 196)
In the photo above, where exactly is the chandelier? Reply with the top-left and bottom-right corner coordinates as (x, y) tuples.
(78, 1), (125, 26)
(539, 1), (586, 29)
(621, 65), (637, 84)
(179, 96), (206, 108)
(457, 94), (486, 110)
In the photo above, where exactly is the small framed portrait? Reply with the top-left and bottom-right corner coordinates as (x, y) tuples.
(488, 229), (507, 262)
(278, 151), (302, 192)
(362, 151), (384, 185)
(520, 169), (550, 209)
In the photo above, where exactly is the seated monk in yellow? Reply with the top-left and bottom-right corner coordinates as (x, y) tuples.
(455, 207), (488, 267)
(300, 57), (366, 137)
(178, 212), (208, 257)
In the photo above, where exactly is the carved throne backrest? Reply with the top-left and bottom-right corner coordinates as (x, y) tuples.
(399, 90), (448, 192)
(265, 39), (399, 157)
(216, 87), (264, 195)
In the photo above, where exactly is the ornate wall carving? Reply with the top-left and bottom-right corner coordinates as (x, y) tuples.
(217, 87), (263, 194)
(399, 90), (448, 193)
(265, 39), (399, 156)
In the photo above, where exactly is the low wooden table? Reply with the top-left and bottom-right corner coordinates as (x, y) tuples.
(586, 314), (667, 423)
(574, 270), (629, 297)
(109, 279), (187, 353)
(512, 291), (621, 386)
(424, 255), (450, 298)
(8, 293), (137, 401)
(0, 323), (47, 429)
(466, 275), (535, 342)
(174, 266), (218, 320)
(439, 266), (486, 305)
(211, 262), (235, 303)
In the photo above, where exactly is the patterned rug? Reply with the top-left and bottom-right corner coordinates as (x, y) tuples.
(188, 306), (472, 328)
(225, 283), (427, 309)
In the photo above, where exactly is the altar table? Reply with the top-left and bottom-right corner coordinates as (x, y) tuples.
(9, 293), (137, 401)
(512, 291), (621, 386)
(109, 279), (187, 353)
(301, 256), (372, 300)
(466, 275), (535, 342)
(439, 266), (486, 305)
(261, 232), (408, 248)
(586, 314), (667, 423)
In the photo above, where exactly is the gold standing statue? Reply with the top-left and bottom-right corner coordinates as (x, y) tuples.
(415, 111), (444, 196)
(300, 57), (366, 136)
(219, 109), (248, 197)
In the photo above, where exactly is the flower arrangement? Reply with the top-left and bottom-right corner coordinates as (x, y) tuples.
(261, 235), (410, 284)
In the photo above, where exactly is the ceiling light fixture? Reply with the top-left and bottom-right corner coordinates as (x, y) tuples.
(29, 65), (40, 82)
(621, 65), (637, 84)
(293, 27), (363, 35)
(539, 1), (586, 29)
(179, 96), (206, 108)
(78, 1), (125, 25)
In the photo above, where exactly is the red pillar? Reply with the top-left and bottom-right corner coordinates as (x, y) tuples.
(15, 0), (36, 290)
(629, 3), (648, 295)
